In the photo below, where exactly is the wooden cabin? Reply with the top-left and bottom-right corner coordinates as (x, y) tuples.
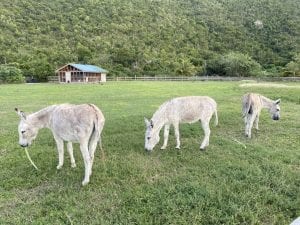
(55, 64), (108, 83)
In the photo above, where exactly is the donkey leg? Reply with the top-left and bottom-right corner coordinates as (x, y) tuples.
(174, 123), (181, 149)
(247, 114), (256, 138)
(67, 142), (76, 168)
(80, 141), (92, 186)
(99, 123), (105, 159)
(161, 124), (170, 149)
(200, 121), (211, 150)
(88, 136), (99, 175)
(54, 137), (64, 170)
(98, 136), (105, 160)
(244, 115), (250, 137)
(254, 112), (260, 130)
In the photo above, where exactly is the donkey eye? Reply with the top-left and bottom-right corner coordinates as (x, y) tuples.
(21, 130), (26, 134)
(277, 109), (280, 111)
(147, 137), (151, 140)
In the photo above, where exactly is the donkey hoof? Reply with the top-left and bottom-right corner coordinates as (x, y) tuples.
(200, 147), (206, 151)
(71, 163), (76, 168)
(245, 133), (251, 138)
(175, 146), (180, 150)
(82, 180), (89, 186)
(56, 165), (63, 170)
(160, 146), (166, 150)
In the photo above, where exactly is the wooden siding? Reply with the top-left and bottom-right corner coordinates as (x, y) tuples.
(56, 64), (106, 83)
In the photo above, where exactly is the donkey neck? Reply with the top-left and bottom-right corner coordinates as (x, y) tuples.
(260, 96), (274, 109)
(151, 109), (168, 132)
(28, 106), (56, 128)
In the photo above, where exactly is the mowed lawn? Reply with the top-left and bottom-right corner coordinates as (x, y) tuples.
(0, 81), (299, 225)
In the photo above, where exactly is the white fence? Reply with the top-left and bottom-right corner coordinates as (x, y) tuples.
(106, 76), (300, 82)
(48, 75), (300, 83)
(48, 76), (59, 83)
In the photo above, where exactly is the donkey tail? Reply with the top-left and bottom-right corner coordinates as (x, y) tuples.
(88, 104), (105, 159)
(214, 109), (218, 126)
(210, 99), (218, 127)
(242, 94), (251, 117)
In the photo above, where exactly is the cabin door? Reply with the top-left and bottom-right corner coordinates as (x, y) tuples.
(65, 72), (71, 83)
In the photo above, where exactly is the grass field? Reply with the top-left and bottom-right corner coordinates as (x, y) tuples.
(0, 81), (299, 225)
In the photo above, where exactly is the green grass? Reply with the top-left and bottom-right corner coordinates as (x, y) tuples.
(0, 81), (299, 225)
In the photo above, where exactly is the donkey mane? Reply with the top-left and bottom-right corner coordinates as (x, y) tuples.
(30, 105), (57, 127)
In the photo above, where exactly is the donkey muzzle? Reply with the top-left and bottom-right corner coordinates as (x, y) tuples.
(20, 143), (29, 148)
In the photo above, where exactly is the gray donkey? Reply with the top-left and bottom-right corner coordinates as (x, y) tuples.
(242, 93), (280, 138)
(145, 96), (218, 151)
(16, 104), (105, 186)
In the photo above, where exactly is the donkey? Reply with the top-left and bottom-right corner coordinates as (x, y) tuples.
(144, 96), (218, 151)
(15, 103), (105, 186)
(242, 93), (280, 138)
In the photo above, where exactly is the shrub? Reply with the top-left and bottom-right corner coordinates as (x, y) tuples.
(207, 52), (262, 77)
(173, 58), (197, 76)
(283, 54), (300, 76)
(0, 65), (25, 83)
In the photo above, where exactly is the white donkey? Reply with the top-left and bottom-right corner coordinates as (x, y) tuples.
(242, 93), (280, 138)
(15, 103), (105, 186)
(144, 96), (218, 151)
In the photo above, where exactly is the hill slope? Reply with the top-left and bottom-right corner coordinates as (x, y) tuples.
(0, 0), (299, 79)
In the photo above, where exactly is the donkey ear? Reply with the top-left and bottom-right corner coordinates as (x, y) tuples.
(144, 117), (150, 126)
(275, 99), (281, 104)
(15, 108), (26, 120)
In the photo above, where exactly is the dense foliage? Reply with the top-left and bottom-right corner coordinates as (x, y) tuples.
(284, 53), (300, 76)
(207, 52), (262, 77)
(0, 65), (25, 83)
(0, 0), (299, 80)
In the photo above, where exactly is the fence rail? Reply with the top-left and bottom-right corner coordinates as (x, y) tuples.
(48, 75), (300, 83)
(106, 76), (300, 82)
(48, 76), (59, 83)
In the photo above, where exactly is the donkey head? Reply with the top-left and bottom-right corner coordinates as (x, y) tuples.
(144, 118), (160, 151)
(15, 108), (39, 147)
(269, 99), (281, 120)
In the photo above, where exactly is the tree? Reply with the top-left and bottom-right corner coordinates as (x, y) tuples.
(283, 53), (300, 76)
(76, 44), (92, 64)
(207, 52), (262, 77)
(173, 56), (197, 76)
(0, 65), (25, 83)
(0, 0), (299, 78)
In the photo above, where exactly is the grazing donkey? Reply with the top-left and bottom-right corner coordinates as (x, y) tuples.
(15, 104), (105, 186)
(242, 93), (280, 138)
(144, 96), (218, 151)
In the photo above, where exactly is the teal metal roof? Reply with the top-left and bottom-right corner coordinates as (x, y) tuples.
(70, 64), (108, 73)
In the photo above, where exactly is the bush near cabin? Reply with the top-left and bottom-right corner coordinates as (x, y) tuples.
(0, 65), (25, 83)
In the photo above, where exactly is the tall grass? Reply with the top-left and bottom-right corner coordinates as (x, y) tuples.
(0, 81), (299, 225)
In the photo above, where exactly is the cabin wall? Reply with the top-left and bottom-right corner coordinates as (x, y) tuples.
(57, 71), (104, 83)
(56, 64), (107, 83)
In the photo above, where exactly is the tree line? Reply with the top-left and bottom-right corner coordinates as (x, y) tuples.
(0, 0), (299, 83)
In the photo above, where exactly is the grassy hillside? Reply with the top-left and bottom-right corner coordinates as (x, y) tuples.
(0, 0), (299, 79)
(0, 81), (299, 224)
